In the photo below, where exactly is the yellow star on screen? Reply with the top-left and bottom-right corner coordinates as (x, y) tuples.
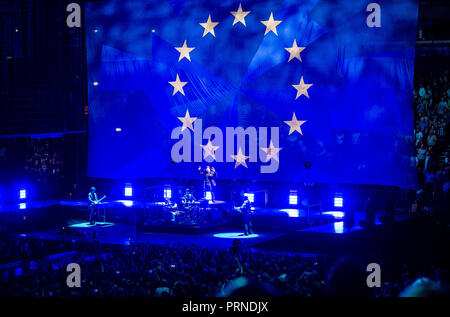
(230, 3), (251, 26)
(292, 76), (313, 99)
(175, 40), (195, 62)
(260, 12), (282, 36)
(177, 109), (197, 132)
(284, 112), (306, 135)
(169, 74), (188, 96)
(285, 39), (305, 62)
(199, 15), (219, 37)
(230, 147), (250, 168)
(260, 140), (282, 162)
(201, 139), (220, 160)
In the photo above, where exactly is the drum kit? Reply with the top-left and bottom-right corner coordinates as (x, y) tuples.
(162, 188), (207, 225)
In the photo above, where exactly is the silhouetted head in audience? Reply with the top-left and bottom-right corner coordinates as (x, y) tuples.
(399, 277), (450, 297)
(218, 277), (278, 297)
(326, 257), (371, 297)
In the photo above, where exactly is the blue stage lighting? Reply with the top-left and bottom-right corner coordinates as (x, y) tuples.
(163, 188), (172, 199)
(333, 221), (344, 234)
(0, 185), (4, 204)
(19, 189), (27, 200)
(244, 193), (254, 203)
(124, 184), (133, 197)
(213, 232), (259, 239)
(205, 191), (212, 200)
(289, 191), (298, 205)
(280, 209), (299, 217)
(118, 200), (133, 207)
(334, 194), (343, 208)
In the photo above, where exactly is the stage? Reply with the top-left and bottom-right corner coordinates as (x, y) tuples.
(0, 198), (412, 256)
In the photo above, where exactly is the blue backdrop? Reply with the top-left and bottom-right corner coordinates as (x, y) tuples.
(87, 0), (418, 189)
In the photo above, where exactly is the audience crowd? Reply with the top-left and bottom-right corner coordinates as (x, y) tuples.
(414, 70), (449, 179)
(413, 70), (450, 213)
(0, 235), (73, 265)
(0, 137), (64, 198)
(24, 138), (63, 188)
(0, 238), (326, 297)
(1, 235), (448, 297)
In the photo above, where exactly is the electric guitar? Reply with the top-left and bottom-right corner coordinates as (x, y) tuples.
(234, 201), (253, 214)
(234, 206), (251, 214)
(91, 195), (107, 205)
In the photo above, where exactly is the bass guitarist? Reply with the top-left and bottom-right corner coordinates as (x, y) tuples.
(88, 187), (106, 225)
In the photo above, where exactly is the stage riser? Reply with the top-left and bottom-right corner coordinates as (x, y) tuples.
(0, 206), (140, 234)
(138, 223), (228, 235)
(0, 204), (340, 235)
(252, 217), (425, 257)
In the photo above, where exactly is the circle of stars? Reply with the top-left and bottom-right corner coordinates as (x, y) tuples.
(167, 3), (313, 168)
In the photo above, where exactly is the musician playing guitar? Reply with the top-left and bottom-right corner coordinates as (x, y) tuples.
(88, 187), (106, 225)
(234, 195), (254, 236)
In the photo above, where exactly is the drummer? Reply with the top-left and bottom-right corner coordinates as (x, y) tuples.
(182, 188), (196, 207)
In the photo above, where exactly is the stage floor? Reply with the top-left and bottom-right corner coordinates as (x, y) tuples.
(34, 223), (284, 250)
(1, 199), (412, 256)
(0, 199), (344, 219)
